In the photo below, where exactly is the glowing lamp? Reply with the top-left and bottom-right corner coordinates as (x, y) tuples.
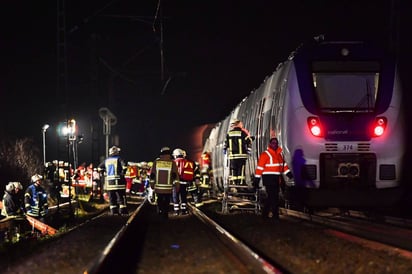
(307, 117), (323, 137)
(372, 117), (387, 137)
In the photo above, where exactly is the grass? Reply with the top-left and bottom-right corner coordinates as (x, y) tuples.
(0, 199), (109, 267)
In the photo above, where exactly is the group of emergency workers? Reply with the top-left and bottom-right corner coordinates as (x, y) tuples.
(1, 174), (51, 242)
(1, 174), (49, 221)
(125, 161), (152, 196)
(44, 160), (104, 201)
(146, 146), (214, 219)
(1, 117), (292, 226)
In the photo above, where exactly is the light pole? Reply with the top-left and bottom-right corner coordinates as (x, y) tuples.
(42, 124), (50, 166)
(61, 119), (77, 218)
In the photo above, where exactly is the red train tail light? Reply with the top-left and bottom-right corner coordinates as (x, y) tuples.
(307, 117), (323, 137)
(372, 117), (387, 137)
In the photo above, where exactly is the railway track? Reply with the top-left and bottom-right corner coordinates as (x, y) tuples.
(1, 197), (286, 273)
(3, 196), (412, 273)
(85, 199), (285, 274)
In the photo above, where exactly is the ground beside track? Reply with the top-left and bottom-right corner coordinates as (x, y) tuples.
(2, 198), (412, 274)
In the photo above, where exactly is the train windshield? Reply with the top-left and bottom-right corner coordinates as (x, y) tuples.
(312, 61), (380, 113)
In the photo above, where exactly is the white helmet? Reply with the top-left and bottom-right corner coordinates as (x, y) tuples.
(31, 174), (43, 183)
(172, 148), (185, 158)
(12, 182), (23, 190)
(5, 182), (15, 192)
(109, 146), (121, 156)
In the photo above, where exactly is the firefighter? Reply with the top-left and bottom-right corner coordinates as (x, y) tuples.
(92, 167), (102, 200)
(190, 161), (203, 206)
(149, 147), (179, 220)
(172, 148), (197, 215)
(125, 164), (133, 195)
(74, 162), (87, 194)
(85, 163), (94, 195)
(199, 151), (213, 200)
(24, 174), (49, 221)
(46, 160), (62, 205)
(99, 146), (128, 215)
(135, 161), (149, 195)
(1, 182), (24, 218)
(200, 151), (211, 176)
(224, 119), (253, 185)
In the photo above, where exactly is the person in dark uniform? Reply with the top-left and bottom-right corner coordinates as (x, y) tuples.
(24, 174), (49, 222)
(1, 182), (24, 218)
(224, 119), (253, 185)
(149, 147), (180, 220)
(99, 146), (128, 215)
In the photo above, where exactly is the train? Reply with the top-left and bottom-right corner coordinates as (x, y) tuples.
(203, 35), (406, 209)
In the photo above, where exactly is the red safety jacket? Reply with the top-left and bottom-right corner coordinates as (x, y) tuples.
(200, 152), (211, 171)
(174, 157), (195, 183)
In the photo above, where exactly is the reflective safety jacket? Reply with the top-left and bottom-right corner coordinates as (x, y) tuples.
(104, 156), (127, 191)
(174, 157), (195, 183)
(125, 165), (139, 179)
(150, 155), (179, 194)
(254, 146), (292, 179)
(200, 152), (211, 171)
(224, 126), (253, 160)
(24, 184), (48, 217)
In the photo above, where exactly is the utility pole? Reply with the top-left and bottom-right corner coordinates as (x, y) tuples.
(159, 0), (165, 84)
(57, 0), (68, 106)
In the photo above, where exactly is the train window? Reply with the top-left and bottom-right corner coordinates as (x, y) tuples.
(311, 61), (380, 112)
(312, 72), (379, 112)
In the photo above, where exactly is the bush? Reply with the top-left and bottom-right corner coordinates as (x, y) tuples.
(0, 136), (42, 191)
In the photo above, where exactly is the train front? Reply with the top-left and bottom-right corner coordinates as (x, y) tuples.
(284, 40), (405, 207)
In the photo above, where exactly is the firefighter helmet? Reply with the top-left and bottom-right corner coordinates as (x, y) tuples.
(12, 182), (23, 190)
(31, 174), (43, 183)
(5, 182), (15, 192)
(109, 146), (121, 156)
(172, 148), (185, 158)
(160, 146), (171, 154)
(230, 118), (241, 127)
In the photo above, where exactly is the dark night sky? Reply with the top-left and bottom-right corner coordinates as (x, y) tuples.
(0, 1), (410, 164)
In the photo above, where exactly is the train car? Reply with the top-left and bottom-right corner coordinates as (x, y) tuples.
(203, 36), (405, 209)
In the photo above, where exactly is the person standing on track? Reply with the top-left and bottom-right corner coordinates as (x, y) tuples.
(150, 146), (180, 220)
(172, 148), (194, 215)
(253, 137), (293, 221)
(100, 146), (128, 215)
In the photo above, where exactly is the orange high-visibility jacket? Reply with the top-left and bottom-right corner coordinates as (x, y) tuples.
(254, 146), (291, 178)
